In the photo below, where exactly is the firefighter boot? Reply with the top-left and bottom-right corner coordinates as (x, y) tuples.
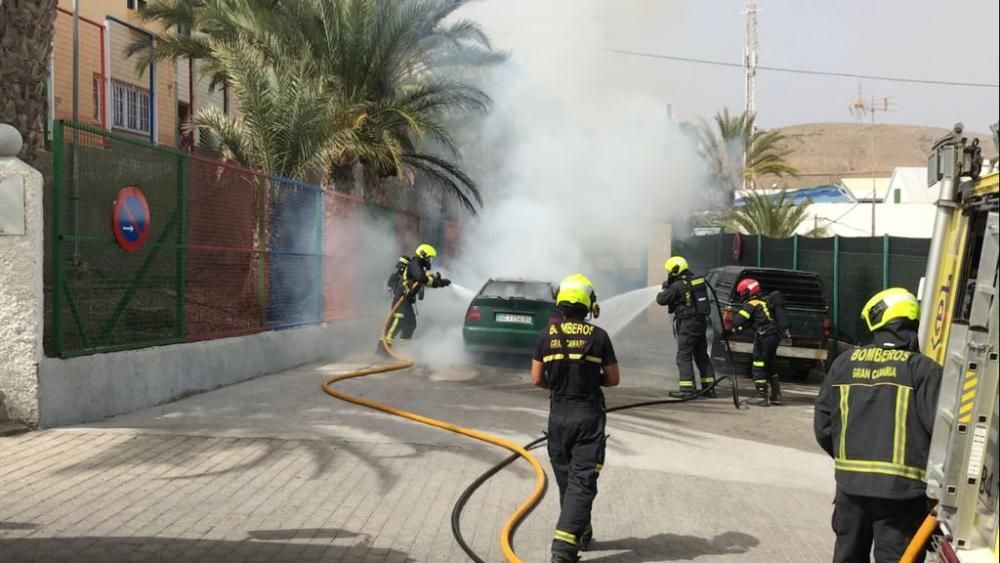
(750, 381), (770, 406)
(768, 376), (783, 405)
(669, 390), (698, 400)
(701, 386), (718, 399)
(551, 554), (580, 563)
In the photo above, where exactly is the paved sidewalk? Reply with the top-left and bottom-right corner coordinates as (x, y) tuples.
(1, 324), (836, 562)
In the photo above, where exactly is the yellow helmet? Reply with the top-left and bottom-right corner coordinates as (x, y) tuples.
(861, 287), (920, 332)
(415, 243), (437, 260)
(556, 273), (599, 317)
(664, 256), (689, 276)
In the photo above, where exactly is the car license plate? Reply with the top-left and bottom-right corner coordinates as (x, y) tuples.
(495, 313), (533, 324)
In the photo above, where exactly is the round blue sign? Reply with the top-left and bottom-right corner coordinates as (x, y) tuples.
(112, 186), (151, 252)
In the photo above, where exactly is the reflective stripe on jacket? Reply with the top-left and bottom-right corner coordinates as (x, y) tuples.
(814, 343), (942, 499)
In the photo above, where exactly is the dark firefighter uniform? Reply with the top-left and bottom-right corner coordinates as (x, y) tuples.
(381, 245), (449, 348)
(729, 293), (783, 404)
(533, 274), (617, 561)
(814, 288), (942, 563)
(657, 270), (716, 396)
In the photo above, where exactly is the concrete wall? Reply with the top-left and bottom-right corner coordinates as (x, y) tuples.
(0, 127), (44, 424)
(37, 317), (377, 427)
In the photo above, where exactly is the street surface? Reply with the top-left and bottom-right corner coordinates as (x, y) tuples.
(1, 318), (836, 562)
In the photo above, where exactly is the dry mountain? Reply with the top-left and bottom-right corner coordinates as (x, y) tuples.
(760, 122), (994, 189)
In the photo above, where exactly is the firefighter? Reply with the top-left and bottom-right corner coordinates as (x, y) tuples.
(814, 288), (942, 563)
(378, 243), (451, 355)
(531, 273), (619, 563)
(657, 256), (716, 399)
(724, 278), (783, 405)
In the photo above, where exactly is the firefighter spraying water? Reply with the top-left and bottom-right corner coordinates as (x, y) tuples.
(379, 243), (452, 356)
(657, 256), (717, 399)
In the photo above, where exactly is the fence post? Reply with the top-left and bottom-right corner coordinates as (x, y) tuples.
(315, 188), (324, 322)
(792, 234), (799, 270)
(52, 121), (66, 357)
(256, 178), (268, 328)
(832, 235), (840, 333)
(0, 123), (46, 425)
(882, 233), (890, 289)
(756, 235), (762, 267)
(175, 153), (187, 339)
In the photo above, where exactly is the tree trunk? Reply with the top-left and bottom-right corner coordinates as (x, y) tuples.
(329, 162), (357, 195)
(361, 167), (391, 207)
(0, 0), (58, 160)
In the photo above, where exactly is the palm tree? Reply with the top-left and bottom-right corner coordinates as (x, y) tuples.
(728, 190), (826, 238)
(0, 0), (58, 160)
(191, 46), (350, 181)
(698, 109), (798, 202)
(130, 0), (498, 213)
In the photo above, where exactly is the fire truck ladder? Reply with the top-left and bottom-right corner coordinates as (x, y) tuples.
(925, 211), (999, 561)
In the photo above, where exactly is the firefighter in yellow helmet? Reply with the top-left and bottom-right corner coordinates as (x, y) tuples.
(814, 288), (942, 563)
(379, 243), (451, 356)
(656, 256), (717, 398)
(531, 274), (619, 563)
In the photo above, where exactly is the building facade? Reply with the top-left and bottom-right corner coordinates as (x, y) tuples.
(50, 0), (232, 148)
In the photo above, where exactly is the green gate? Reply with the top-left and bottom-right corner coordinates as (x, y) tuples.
(51, 121), (187, 357)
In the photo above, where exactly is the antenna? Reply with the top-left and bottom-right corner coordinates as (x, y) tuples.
(742, 0), (758, 190)
(848, 90), (895, 236)
(743, 0), (758, 120)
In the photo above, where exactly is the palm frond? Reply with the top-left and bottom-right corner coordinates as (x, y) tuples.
(727, 191), (811, 238)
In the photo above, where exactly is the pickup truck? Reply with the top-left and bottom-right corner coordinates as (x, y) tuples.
(705, 266), (832, 380)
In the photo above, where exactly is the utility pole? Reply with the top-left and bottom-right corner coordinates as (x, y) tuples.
(849, 92), (894, 236)
(71, 0), (81, 265)
(742, 0), (758, 190)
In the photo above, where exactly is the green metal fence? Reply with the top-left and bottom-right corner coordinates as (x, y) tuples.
(51, 121), (185, 356)
(674, 233), (931, 345)
(47, 121), (456, 358)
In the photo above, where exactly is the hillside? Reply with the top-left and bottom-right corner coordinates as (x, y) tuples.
(760, 122), (994, 189)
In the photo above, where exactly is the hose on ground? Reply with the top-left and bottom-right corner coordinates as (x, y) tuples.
(452, 281), (748, 561)
(451, 375), (738, 562)
(320, 288), (546, 563)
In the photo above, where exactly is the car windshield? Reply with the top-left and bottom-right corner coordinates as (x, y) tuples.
(479, 281), (554, 301)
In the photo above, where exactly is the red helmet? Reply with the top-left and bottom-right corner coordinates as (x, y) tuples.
(736, 278), (762, 301)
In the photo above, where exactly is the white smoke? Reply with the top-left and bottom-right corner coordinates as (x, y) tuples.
(396, 1), (715, 363)
(449, 0), (710, 294)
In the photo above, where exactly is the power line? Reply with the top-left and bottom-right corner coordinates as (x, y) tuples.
(605, 48), (1000, 89)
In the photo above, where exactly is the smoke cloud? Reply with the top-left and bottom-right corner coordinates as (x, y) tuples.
(447, 0), (711, 295)
(394, 1), (716, 364)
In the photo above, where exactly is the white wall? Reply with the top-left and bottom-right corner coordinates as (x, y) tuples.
(0, 128), (44, 424)
(798, 202), (936, 238)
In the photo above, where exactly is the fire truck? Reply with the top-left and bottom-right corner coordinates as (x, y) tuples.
(915, 122), (998, 562)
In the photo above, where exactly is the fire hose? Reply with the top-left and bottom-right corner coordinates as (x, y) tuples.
(450, 284), (746, 561)
(323, 282), (746, 562)
(321, 288), (546, 563)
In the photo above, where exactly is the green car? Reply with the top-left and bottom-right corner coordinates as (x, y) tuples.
(462, 278), (560, 354)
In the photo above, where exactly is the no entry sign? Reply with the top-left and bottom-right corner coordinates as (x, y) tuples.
(112, 186), (151, 252)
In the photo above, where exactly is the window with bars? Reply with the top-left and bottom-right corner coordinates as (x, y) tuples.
(111, 81), (151, 135)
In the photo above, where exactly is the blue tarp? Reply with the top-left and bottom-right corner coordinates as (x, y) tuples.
(735, 184), (855, 206)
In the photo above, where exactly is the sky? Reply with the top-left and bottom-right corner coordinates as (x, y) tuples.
(460, 0), (1000, 132)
